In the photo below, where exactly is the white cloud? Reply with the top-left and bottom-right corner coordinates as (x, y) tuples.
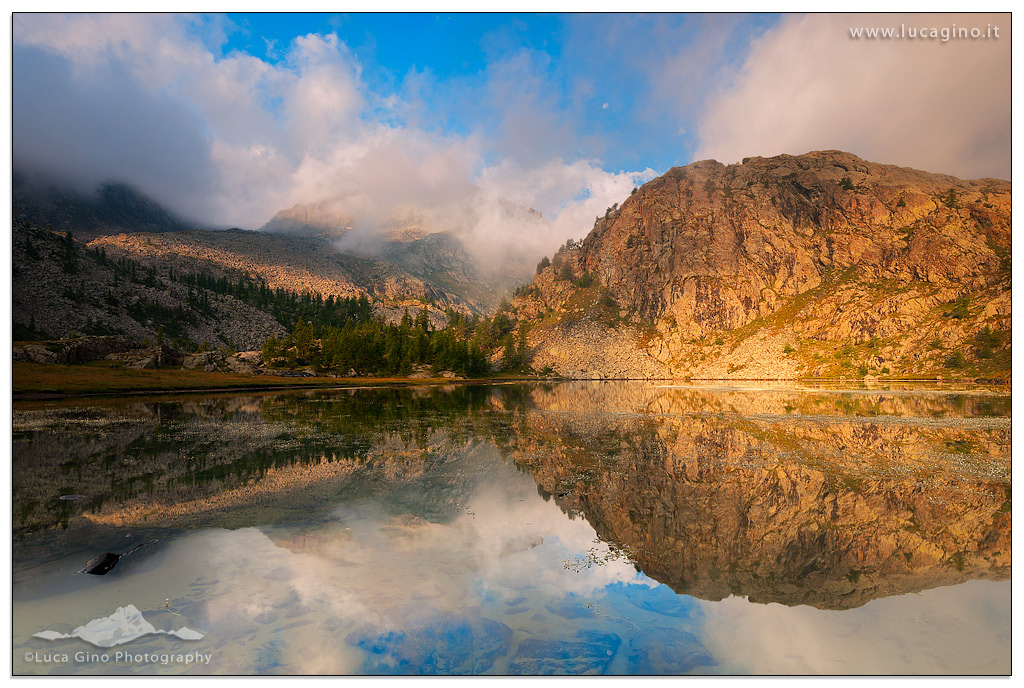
(13, 12), (652, 260)
(148, 462), (648, 672)
(700, 580), (1010, 674)
(477, 157), (655, 252)
(694, 13), (1010, 180)
(280, 33), (365, 156)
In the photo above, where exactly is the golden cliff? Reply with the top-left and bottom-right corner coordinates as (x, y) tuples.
(510, 151), (1010, 380)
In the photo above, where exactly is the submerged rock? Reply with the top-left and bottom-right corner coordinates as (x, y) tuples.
(544, 597), (595, 619)
(508, 629), (621, 675)
(626, 628), (715, 674)
(346, 614), (513, 675)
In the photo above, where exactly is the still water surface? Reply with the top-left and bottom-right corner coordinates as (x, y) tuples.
(12, 381), (1011, 675)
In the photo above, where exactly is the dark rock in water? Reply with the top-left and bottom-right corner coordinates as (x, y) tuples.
(346, 614), (513, 675)
(626, 628), (715, 674)
(80, 552), (120, 576)
(78, 539), (157, 575)
(508, 630), (621, 675)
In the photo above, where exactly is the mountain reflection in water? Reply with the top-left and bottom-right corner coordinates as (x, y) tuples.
(12, 381), (1010, 675)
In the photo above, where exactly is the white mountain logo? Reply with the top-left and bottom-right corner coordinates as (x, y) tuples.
(33, 604), (203, 648)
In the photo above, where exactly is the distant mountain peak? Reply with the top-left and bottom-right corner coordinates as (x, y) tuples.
(260, 199), (354, 238)
(257, 193), (550, 311)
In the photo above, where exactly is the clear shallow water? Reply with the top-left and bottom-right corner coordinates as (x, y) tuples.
(12, 381), (1011, 675)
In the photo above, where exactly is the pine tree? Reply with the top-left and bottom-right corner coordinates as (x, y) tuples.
(501, 334), (517, 372)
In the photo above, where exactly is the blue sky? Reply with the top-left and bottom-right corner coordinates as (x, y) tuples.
(13, 12), (1010, 243)
(218, 13), (779, 173)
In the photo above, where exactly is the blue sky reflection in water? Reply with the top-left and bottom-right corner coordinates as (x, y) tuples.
(11, 382), (1011, 675)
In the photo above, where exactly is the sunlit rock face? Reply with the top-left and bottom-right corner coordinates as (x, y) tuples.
(501, 382), (1010, 609)
(511, 151), (1011, 380)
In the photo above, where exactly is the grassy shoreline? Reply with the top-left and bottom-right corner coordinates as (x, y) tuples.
(13, 361), (1008, 402)
(12, 361), (504, 400)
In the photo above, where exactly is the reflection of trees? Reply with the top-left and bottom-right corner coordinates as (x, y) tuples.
(12, 385), (531, 538)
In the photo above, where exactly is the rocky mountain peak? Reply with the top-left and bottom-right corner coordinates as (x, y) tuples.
(511, 151), (1010, 380)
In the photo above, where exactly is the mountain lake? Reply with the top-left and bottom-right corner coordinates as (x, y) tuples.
(12, 381), (1011, 675)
